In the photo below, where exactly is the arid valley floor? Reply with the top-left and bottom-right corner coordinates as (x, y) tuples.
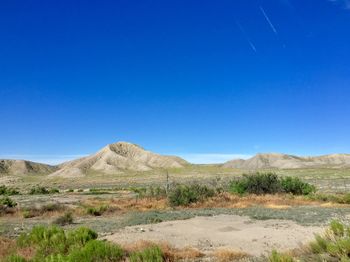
(2, 142), (350, 261)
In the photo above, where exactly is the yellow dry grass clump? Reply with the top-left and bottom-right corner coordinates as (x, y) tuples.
(213, 248), (250, 261)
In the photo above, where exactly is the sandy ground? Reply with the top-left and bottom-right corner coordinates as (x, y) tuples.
(106, 215), (324, 256)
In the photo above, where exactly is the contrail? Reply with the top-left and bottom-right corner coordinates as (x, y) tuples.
(236, 21), (257, 53)
(260, 6), (278, 35)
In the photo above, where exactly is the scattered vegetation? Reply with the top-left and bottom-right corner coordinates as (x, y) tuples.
(0, 185), (19, 196)
(2, 225), (175, 262)
(0, 196), (17, 215)
(29, 186), (59, 195)
(269, 250), (294, 262)
(168, 184), (215, 206)
(53, 212), (74, 226)
(22, 203), (66, 218)
(307, 193), (350, 204)
(86, 205), (109, 216)
(0, 197), (17, 208)
(229, 173), (315, 196)
(267, 220), (350, 261)
(131, 186), (167, 199)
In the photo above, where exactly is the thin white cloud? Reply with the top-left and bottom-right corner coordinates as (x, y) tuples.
(260, 6), (278, 35)
(0, 154), (87, 165)
(178, 153), (252, 164)
(236, 21), (257, 53)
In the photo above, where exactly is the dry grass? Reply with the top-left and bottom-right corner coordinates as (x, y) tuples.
(77, 192), (348, 218)
(81, 197), (168, 214)
(0, 237), (15, 258)
(0, 236), (35, 261)
(188, 192), (331, 209)
(213, 248), (250, 261)
(122, 240), (204, 260)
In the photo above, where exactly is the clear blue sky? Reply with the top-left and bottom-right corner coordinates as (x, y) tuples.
(1, 0), (350, 164)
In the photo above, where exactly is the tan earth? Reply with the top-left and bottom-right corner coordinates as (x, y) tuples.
(0, 159), (56, 175)
(223, 153), (350, 169)
(105, 215), (324, 256)
(49, 142), (188, 178)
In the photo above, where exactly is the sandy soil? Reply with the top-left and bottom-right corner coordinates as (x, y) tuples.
(106, 215), (324, 256)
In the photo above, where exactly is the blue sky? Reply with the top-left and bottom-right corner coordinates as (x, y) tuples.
(1, 0), (350, 164)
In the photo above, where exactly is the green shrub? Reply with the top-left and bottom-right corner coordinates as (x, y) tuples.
(269, 250), (295, 262)
(86, 205), (109, 216)
(16, 226), (98, 260)
(309, 220), (350, 260)
(0, 196), (17, 208)
(29, 186), (49, 195)
(68, 240), (123, 262)
(281, 177), (315, 195)
(168, 184), (215, 206)
(53, 212), (74, 226)
(77, 189), (84, 192)
(130, 246), (163, 262)
(49, 188), (60, 194)
(67, 189), (74, 193)
(0, 185), (19, 195)
(29, 186), (60, 195)
(229, 173), (315, 196)
(230, 173), (282, 195)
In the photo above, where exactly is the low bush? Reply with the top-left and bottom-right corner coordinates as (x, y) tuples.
(230, 173), (282, 195)
(0, 197), (17, 208)
(0, 185), (19, 196)
(269, 250), (294, 262)
(16, 226), (98, 261)
(129, 245), (163, 262)
(229, 173), (315, 196)
(49, 188), (60, 194)
(168, 184), (215, 206)
(29, 186), (59, 195)
(4, 225), (171, 262)
(67, 239), (124, 262)
(86, 205), (109, 216)
(29, 186), (49, 195)
(309, 220), (350, 260)
(0, 197), (17, 215)
(53, 212), (74, 226)
(131, 186), (167, 199)
(281, 177), (316, 195)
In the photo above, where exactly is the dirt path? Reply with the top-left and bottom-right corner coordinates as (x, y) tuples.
(105, 214), (324, 256)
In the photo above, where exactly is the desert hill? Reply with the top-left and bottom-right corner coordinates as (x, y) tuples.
(50, 142), (188, 178)
(223, 153), (350, 169)
(0, 159), (57, 175)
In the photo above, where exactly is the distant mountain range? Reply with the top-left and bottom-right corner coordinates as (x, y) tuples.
(1, 142), (350, 177)
(0, 142), (188, 178)
(223, 153), (350, 169)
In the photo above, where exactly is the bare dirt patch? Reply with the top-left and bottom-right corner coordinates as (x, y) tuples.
(106, 214), (324, 256)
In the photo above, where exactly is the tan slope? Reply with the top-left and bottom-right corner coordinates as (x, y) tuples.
(0, 159), (57, 175)
(223, 153), (350, 169)
(50, 142), (188, 178)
